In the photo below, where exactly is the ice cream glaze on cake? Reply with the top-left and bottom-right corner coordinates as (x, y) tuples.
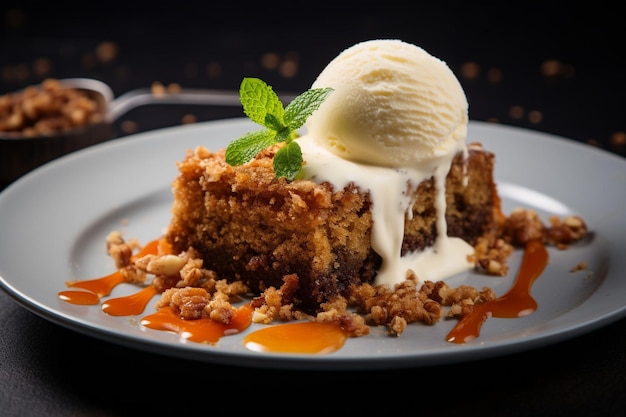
(299, 39), (475, 288)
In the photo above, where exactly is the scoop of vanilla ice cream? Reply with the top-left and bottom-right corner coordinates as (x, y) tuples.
(306, 39), (468, 167)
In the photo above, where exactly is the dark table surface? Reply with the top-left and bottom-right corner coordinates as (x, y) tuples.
(1, 3), (625, 416)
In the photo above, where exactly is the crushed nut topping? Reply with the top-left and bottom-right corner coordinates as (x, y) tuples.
(105, 206), (588, 339)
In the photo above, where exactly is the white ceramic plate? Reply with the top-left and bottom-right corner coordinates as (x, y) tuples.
(1, 118), (625, 370)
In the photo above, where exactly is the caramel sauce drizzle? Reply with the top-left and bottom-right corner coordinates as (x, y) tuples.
(446, 239), (549, 344)
(58, 237), (549, 353)
(63, 238), (163, 298)
(102, 286), (159, 316)
(60, 239), (164, 311)
(65, 271), (125, 298)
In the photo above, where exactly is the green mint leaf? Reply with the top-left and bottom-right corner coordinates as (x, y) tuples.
(240, 78), (284, 127)
(225, 130), (277, 165)
(275, 126), (295, 144)
(225, 77), (333, 180)
(284, 87), (334, 130)
(273, 141), (303, 180)
(264, 113), (284, 132)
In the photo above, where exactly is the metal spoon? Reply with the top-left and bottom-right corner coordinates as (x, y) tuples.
(64, 77), (246, 122)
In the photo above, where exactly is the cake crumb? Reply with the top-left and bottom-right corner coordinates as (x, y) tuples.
(571, 261), (588, 272)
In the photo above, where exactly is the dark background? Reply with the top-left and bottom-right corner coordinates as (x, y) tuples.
(1, 2), (625, 416)
(1, 2), (625, 155)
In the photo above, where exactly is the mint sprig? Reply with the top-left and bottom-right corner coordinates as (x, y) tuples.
(225, 77), (333, 181)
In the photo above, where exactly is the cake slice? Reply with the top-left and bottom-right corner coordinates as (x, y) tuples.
(166, 140), (502, 315)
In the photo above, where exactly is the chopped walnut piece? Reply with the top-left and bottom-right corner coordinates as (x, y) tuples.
(389, 315), (408, 336)
(156, 287), (239, 324)
(250, 286), (292, 323)
(118, 265), (147, 285)
(546, 215), (588, 248)
(317, 297), (370, 337)
(348, 276), (445, 335)
(157, 287), (210, 320)
(106, 231), (137, 269)
(104, 231), (145, 284)
(205, 291), (235, 324)
(570, 261), (588, 272)
(421, 280), (495, 318)
(472, 235), (513, 276)
(500, 208), (588, 250)
(151, 275), (181, 293)
(213, 278), (249, 297)
(502, 208), (545, 246)
(447, 298), (478, 318)
(423, 280), (495, 306)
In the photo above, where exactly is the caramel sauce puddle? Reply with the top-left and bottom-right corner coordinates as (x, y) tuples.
(57, 290), (100, 305)
(243, 321), (348, 354)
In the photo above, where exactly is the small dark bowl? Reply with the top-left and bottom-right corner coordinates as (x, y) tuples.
(0, 80), (114, 189)
(0, 122), (114, 189)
